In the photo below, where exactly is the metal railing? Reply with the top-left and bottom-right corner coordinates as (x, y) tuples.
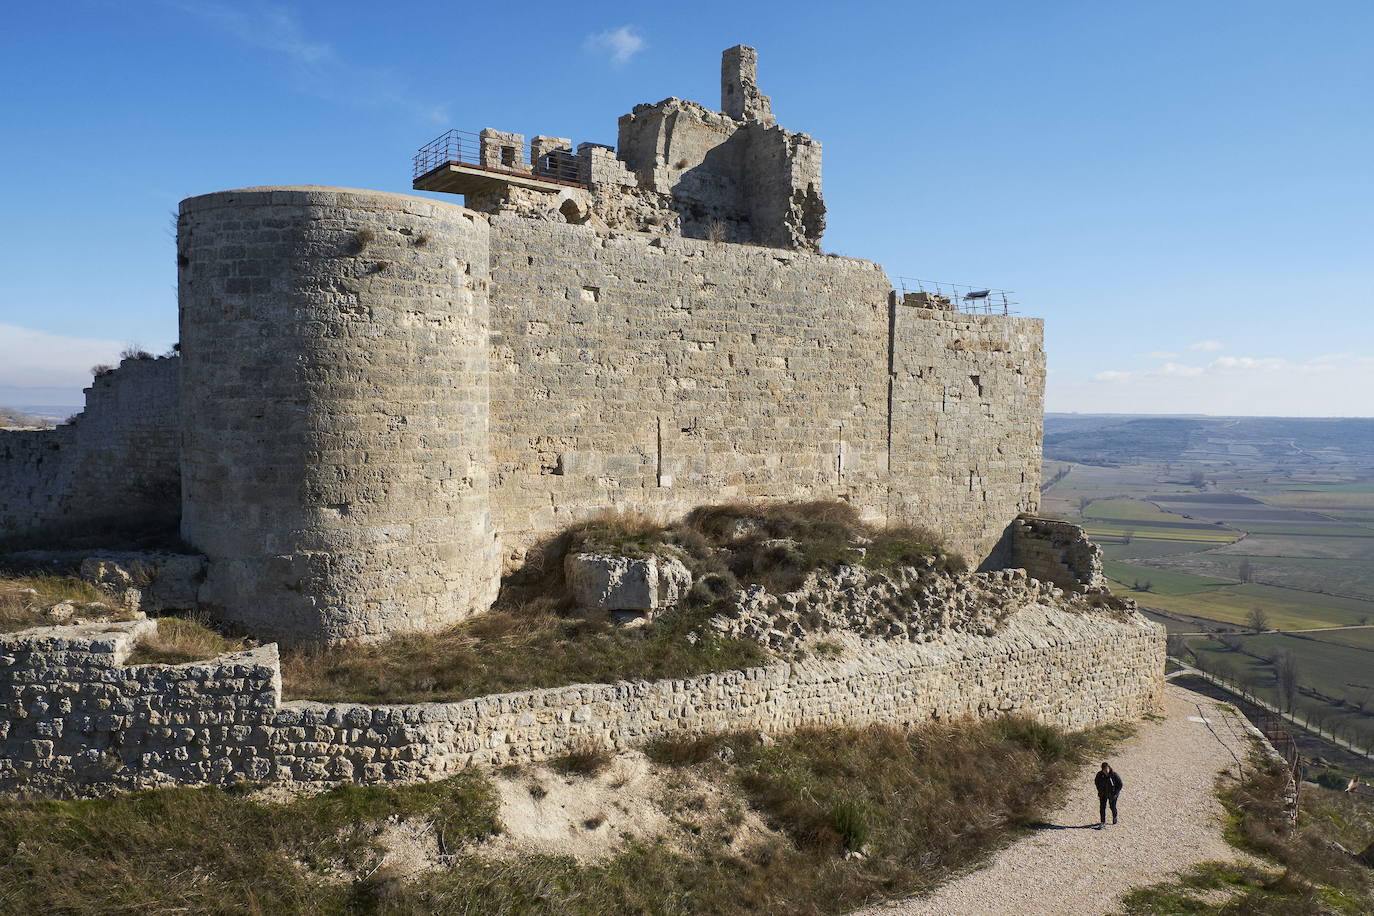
(895, 277), (1017, 315)
(413, 129), (586, 187)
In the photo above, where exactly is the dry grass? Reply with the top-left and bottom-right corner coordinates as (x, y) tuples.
(278, 500), (959, 704)
(550, 743), (614, 777)
(0, 715), (1132, 915)
(125, 614), (244, 665)
(0, 574), (126, 633)
(279, 599), (764, 705)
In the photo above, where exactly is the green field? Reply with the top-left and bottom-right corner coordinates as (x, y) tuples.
(1041, 417), (1374, 763)
(1102, 561), (1231, 595)
(1128, 582), (1374, 631)
(1185, 634), (1374, 752)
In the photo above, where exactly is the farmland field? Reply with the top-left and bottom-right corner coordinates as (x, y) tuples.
(1043, 413), (1374, 767)
(1183, 632), (1374, 753)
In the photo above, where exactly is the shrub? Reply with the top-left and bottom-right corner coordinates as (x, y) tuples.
(125, 614), (244, 665)
(550, 742), (613, 777)
(645, 734), (727, 767)
(351, 228), (375, 253)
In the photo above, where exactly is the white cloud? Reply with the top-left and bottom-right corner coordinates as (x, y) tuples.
(1053, 353), (1374, 416)
(163, 0), (330, 65)
(164, 1), (449, 124)
(0, 325), (124, 390)
(1143, 350), (1179, 359)
(584, 26), (646, 65)
(1212, 356), (1286, 371)
(1189, 340), (1225, 351)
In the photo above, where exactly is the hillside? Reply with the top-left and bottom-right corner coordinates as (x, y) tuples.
(1045, 414), (1374, 471)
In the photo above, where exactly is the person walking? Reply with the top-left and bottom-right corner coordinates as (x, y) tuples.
(1095, 762), (1123, 828)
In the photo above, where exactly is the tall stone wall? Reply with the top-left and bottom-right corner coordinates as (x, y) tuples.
(485, 217), (893, 567)
(889, 304), (1046, 567)
(0, 357), (180, 547)
(177, 187), (499, 644)
(0, 607), (1164, 797)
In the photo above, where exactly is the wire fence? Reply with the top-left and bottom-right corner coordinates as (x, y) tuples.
(894, 277), (1017, 315)
(414, 129), (585, 186)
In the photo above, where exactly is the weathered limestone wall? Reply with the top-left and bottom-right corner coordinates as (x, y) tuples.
(0, 357), (180, 546)
(889, 304), (1046, 567)
(486, 217), (893, 567)
(177, 187), (499, 644)
(0, 608), (1164, 797)
(1011, 516), (1107, 592)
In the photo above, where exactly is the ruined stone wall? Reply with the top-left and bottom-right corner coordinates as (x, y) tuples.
(889, 305), (1046, 567)
(0, 608), (1164, 797)
(485, 217), (893, 568)
(177, 187), (499, 644)
(1011, 516), (1107, 592)
(0, 357), (180, 546)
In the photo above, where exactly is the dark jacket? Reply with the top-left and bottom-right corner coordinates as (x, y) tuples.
(1095, 769), (1123, 797)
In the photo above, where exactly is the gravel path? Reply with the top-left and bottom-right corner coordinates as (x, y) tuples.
(856, 684), (1258, 916)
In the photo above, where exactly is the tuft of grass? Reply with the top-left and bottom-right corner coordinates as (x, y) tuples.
(0, 574), (128, 633)
(125, 614), (244, 666)
(550, 743), (613, 777)
(350, 228), (375, 254)
(645, 734), (728, 767)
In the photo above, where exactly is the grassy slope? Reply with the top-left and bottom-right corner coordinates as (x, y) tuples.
(0, 718), (1128, 916)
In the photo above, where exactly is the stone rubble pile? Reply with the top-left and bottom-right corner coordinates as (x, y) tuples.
(564, 552), (693, 623)
(710, 561), (1094, 650)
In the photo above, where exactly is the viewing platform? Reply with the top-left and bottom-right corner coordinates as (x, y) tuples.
(413, 128), (589, 196)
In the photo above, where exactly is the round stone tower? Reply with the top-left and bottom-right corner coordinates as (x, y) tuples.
(177, 187), (498, 644)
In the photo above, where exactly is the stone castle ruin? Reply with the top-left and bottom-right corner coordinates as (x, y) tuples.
(0, 47), (1165, 796)
(2, 47), (1053, 647)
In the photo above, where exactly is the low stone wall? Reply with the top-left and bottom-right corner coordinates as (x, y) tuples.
(0, 607), (1164, 797)
(1011, 516), (1107, 592)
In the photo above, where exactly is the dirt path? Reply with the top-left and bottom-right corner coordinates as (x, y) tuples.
(855, 685), (1257, 916)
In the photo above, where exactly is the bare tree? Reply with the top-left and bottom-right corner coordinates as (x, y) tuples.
(1276, 651), (1300, 714)
(1188, 470), (1206, 488)
(1077, 496), (1093, 516)
(1238, 559), (1255, 583)
(1246, 607), (1270, 633)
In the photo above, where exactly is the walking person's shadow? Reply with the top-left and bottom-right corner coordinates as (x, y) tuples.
(1028, 821), (1101, 830)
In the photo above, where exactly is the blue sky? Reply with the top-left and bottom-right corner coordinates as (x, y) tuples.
(1, 0), (1371, 415)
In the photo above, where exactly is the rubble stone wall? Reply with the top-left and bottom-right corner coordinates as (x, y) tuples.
(0, 357), (180, 546)
(0, 608), (1164, 797)
(1011, 516), (1108, 592)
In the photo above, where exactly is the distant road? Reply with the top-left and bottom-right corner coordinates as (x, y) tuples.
(1172, 623), (1374, 637)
